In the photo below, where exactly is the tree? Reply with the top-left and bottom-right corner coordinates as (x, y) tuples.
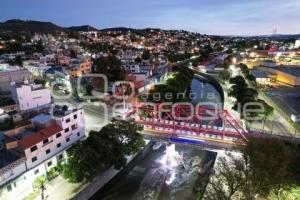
(143, 66), (194, 103)
(229, 76), (247, 87)
(204, 154), (246, 200)
(245, 74), (255, 82)
(239, 63), (255, 82)
(35, 40), (44, 53)
(80, 42), (114, 54)
(205, 137), (296, 200)
(244, 137), (293, 199)
(9, 55), (23, 67)
(135, 56), (142, 63)
(63, 119), (145, 183)
(93, 56), (125, 81)
(228, 76), (261, 120)
(68, 31), (80, 40)
(239, 63), (249, 74)
(218, 70), (231, 83)
(0, 118), (14, 131)
(226, 48), (233, 54)
(34, 79), (47, 87)
(142, 49), (151, 60)
(32, 176), (46, 200)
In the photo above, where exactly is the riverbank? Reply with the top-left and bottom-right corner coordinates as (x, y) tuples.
(91, 141), (217, 200)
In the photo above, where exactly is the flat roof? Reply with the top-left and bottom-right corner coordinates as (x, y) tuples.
(252, 70), (270, 78)
(31, 114), (52, 124)
(273, 66), (300, 76)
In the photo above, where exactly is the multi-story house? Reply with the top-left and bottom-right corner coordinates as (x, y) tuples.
(67, 58), (92, 77)
(0, 106), (85, 200)
(122, 64), (141, 73)
(57, 55), (70, 66)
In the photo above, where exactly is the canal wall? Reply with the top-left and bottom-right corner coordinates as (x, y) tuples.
(89, 141), (155, 200)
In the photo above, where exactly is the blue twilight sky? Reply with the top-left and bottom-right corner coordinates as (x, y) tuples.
(1, 0), (300, 35)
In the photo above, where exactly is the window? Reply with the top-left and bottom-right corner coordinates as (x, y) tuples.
(71, 124), (77, 130)
(64, 128), (69, 133)
(43, 138), (49, 145)
(74, 114), (77, 119)
(7, 184), (12, 192)
(47, 161), (52, 167)
(46, 149), (51, 154)
(56, 133), (61, 138)
(66, 118), (70, 123)
(66, 138), (70, 142)
(34, 169), (39, 175)
(77, 132), (80, 137)
(57, 143), (61, 148)
(32, 156), (37, 162)
(30, 146), (37, 152)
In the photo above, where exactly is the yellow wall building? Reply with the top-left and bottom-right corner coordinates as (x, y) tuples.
(257, 66), (300, 87)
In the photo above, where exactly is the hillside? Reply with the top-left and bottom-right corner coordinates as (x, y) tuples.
(68, 25), (98, 32)
(0, 19), (66, 33)
(0, 19), (98, 33)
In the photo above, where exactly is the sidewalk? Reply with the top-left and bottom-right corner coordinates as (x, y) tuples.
(33, 168), (118, 200)
(34, 176), (83, 200)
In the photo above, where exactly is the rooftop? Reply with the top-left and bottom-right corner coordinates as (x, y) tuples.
(18, 125), (62, 149)
(0, 64), (23, 72)
(273, 66), (300, 76)
(52, 105), (81, 117)
(0, 133), (24, 169)
(13, 82), (46, 91)
(31, 114), (52, 124)
(252, 70), (271, 78)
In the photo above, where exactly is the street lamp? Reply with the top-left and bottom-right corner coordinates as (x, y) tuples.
(232, 57), (237, 64)
(291, 114), (299, 136)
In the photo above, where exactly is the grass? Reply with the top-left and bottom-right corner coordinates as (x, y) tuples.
(267, 185), (300, 200)
(291, 185), (300, 199)
(288, 120), (300, 134)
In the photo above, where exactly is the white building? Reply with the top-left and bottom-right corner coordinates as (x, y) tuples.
(122, 64), (141, 73)
(0, 64), (32, 92)
(11, 82), (51, 111)
(0, 107), (85, 200)
(295, 39), (300, 49)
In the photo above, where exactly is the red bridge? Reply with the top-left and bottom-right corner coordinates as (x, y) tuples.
(126, 103), (248, 145)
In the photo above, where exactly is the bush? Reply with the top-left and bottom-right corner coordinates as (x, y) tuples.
(47, 167), (60, 181)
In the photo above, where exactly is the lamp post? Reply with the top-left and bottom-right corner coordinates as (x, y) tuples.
(291, 114), (299, 137)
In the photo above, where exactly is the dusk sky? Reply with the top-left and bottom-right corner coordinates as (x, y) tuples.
(1, 0), (300, 35)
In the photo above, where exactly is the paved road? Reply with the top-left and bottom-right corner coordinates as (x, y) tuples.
(52, 97), (110, 135)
